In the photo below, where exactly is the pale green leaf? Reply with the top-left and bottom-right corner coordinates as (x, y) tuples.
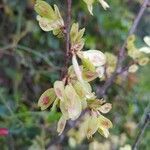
(65, 84), (82, 120)
(57, 116), (67, 135)
(98, 115), (112, 138)
(70, 23), (85, 51)
(81, 50), (106, 67)
(34, 0), (55, 19)
(72, 54), (84, 83)
(82, 58), (96, 72)
(98, 0), (109, 10)
(38, 88), (56, 110)
(128, 64), (139, 73)
(139, 47), (150, 54)
(83, 0), (94, 15)
(54, 81), (65, 101)
(83, 115), (99, 139)
(60, 100), (69, 119)
(82, 70), (98, 82)
(98, 103), (112, 114)
(144, 36), (150, 47)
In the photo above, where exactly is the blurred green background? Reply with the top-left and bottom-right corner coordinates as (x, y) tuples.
(0, 0), (149, 149)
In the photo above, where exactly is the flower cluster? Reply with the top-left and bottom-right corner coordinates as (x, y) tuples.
(127, 35), (149, 73)
(35, 0), (112, 138)
(38, 80), (112, 137)
(67, 100), (112, 145)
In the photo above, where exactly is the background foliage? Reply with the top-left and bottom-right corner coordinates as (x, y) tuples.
(0, 0), (149, 149)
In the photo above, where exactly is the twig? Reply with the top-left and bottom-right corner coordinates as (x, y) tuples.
(66, 0), (72, 56)
(132, 112), (150, 150)
(61, 0), (72, 79)
(99, 0), (149, 97)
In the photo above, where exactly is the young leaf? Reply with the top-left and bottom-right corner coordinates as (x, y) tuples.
(38, 88), (56, 110)
(36, 16), (54, 32)
(57, 116), (67, 135)
(144, 36), (150, 47)
(65, 84), (82, 120)
(88, 99), (105, 110)
(83, 0), (94, 15)
(139, 36), (150, 53)
(82, 82), (96, 99)
(73, 81), (87, 99)
(51, 98), (59, 111)
(70, 23), (85, 52)
(98, 128), (109, 138)
(82, 115), (99, 139)
(98, 103), (112, 114)
(35, 1), (64, 33)
(82, 70), (98, 82)
(34, 0), (55, 19)
(60, 100), (69, 119)
(96, 66), (105, 78)
(98, 115), (112, 138)
(98, 115), (113, 129)
(82, 58), (96, 72)
(73, 80), (95, 99)
(72, 54), (84, 83)
(83, 0), (109, 15)
(139, 47), (150, 54)
(98, 0), (109, 10)
(139, 36), (150, 54)
(79, 50), (106, 67)
(54, 81), (65, 101)
(128, 64), (139, 73)
(138, 57), (149, 66)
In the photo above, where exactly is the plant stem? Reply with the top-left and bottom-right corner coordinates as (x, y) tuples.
(66, 0), (72, 56)
(61, 0), (72, 79)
